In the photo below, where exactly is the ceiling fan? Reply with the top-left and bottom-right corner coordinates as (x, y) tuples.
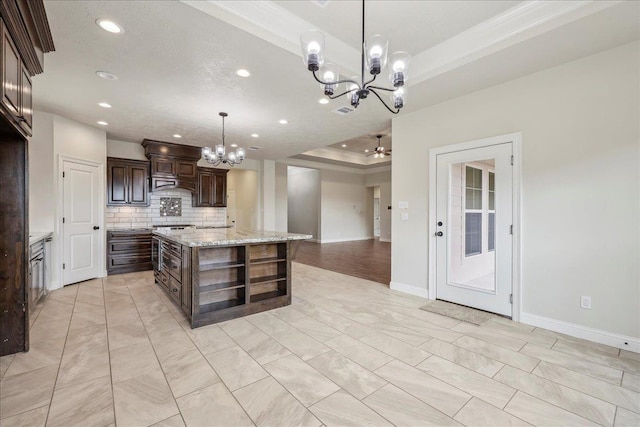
(367, 134), (391, 158)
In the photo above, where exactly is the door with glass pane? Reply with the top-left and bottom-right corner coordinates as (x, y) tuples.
(435, 142), (513, 316)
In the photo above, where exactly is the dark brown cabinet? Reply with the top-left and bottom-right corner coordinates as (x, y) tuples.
(0, 0), (54, 356)
(107, 230), (153, 275)
(107, 157), (150, 207)
(143, 139), (201, 193)
(194, 167), (227, 207)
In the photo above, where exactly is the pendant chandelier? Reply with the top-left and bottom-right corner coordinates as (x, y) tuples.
(300, 0), (411, 114)
(202, 112), (246, 167)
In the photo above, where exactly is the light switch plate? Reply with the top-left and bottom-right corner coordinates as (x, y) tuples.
(399, 201), (409, 209)
(401, 212), (409, 221)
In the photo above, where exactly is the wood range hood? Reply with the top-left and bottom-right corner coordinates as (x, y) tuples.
(142, 139), (202, 193)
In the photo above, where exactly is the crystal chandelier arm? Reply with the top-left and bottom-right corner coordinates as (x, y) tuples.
(368, 88), (400, 114)
(312, 70), (360, 89)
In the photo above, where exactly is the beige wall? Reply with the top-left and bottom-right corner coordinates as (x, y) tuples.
(287, 166), (320, 239)
(392, 42), (639, 339)
(226, 169), (259, 229)
(365, 171), (392, 242)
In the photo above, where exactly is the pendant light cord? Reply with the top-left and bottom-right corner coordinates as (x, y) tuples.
(361, 0), (365, 88)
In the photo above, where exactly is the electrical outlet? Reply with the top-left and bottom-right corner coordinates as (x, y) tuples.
(580, 296), (591, 309)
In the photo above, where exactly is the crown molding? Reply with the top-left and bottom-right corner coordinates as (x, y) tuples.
(182, 0), (621, 89)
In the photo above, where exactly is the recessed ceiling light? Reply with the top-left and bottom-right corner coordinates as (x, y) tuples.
(279, 119), (288, 125)
(96, 71), (118, 80)
(230, 144), (238, 148)
(97, 121), (108, 126)
(341, 144), (347, 148)
(236, 69), (251, 77)
(318, 98), (329, 104)
(251, 133), (259, 138)
(364, 149), (369, 153)
(98, 102), (112, 108)
(173, 134), (182, 139)
(96, 19), (124, 34)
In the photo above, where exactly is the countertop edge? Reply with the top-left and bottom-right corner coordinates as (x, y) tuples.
(152, 230), (312, 247)
(29, 231), (53, 246)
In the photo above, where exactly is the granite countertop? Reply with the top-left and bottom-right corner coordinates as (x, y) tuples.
(29, 232), (53, 245)
(153, 228), (312, 247)
(107, 225), (233, 232)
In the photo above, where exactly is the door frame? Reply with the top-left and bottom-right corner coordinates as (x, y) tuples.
(56, 155), (106, 288)
(428, 132), (522, 321)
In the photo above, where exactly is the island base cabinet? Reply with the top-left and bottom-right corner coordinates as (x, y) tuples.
(152, 236), (293, 328)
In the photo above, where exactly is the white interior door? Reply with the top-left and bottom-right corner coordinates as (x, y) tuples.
(435, 142), (513, 316)
(62, 160), (101, 285)
(373, 197), (380, 237)
(227, 188), (237, 227)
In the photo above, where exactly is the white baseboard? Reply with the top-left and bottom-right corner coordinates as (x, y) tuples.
(320, 236), (373, 244)
(390, 281), (429, 299)
(521, 312), (640, 353)
(379, 238), (391, 243)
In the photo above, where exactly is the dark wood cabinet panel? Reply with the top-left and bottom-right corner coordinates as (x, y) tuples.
(19, 62), (31, 133)
(193, 167), (227, 207)
(2, 22), (20, 117)
(107, 157), (149, 207)
(176, 161), (196, 179)
(0, 137), (28, 356)
(107, 230), (152, 275)
(152, 157), (175, 177)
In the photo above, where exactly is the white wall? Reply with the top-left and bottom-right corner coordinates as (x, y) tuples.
(392, 42), (639, 340)
(29, 112), (108, 289)
(29, 112), (55, 232)
(287, 166), (320, 239)
(274, 163), (288, 232)
(226, 169), (259, 229)
(320, 169), (371, 243)
(365, 171), (392, 242)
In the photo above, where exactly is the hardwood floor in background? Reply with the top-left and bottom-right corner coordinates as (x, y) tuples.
(294, 239), (391, 285)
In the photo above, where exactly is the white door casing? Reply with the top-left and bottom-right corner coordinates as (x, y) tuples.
(62, 159), (102, 285)
(373, 197), (380, 237)
(227, 188), (237, 227)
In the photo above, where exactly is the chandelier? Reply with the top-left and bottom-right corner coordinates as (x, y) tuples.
(202, 112), (246, 166)
(300, 0), (411, 114)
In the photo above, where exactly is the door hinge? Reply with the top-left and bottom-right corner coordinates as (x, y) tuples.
(62, 263), (65, 270)
(510, 155), (514, 165)
(62, 217), (65, 224)
(62, 171), (65, 178)
(510, 294), (513, 304)
(510, 224), (513, 235)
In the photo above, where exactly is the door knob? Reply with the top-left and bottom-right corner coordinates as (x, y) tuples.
(93, 226), (100, 230)
(435, 231), (444, 237)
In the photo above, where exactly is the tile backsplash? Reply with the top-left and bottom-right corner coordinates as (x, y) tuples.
(106, 189), (226, 229)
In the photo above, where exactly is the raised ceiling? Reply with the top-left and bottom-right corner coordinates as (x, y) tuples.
(34, 1), (639, 165)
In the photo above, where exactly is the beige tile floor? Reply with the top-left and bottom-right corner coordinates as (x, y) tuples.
(1, 263), (639, 427)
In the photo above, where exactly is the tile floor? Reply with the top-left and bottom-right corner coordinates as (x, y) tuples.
(1, 263), (639, 427)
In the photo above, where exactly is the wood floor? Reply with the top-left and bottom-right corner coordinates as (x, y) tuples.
(294, 239), (391, 285)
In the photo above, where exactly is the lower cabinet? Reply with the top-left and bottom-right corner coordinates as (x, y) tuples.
(107, 230), (153, 275)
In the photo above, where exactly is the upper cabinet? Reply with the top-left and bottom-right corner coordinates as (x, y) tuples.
(0, 0), (55, 138)
(107, 157), (150, 207)
(194, 167), (228, 207)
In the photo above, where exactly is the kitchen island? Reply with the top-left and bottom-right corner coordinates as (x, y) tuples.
(152, 228), (311, 327)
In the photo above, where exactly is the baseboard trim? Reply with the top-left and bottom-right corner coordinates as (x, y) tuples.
(379, 238), (391, 242)
(320, 236), (373, 244)
(48, 280), (62, 291)
(521, 312), (640, 353)
(390, 281), (429, 299)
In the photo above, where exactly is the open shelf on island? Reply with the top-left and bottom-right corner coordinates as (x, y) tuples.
(251, 257), (286, 265)
(250, 274), (287, 285)
(250, 289), (286, 303)
(199, 260), (245, 271)
(200, 281), (245, 293)
(200, 298), (244, 313)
